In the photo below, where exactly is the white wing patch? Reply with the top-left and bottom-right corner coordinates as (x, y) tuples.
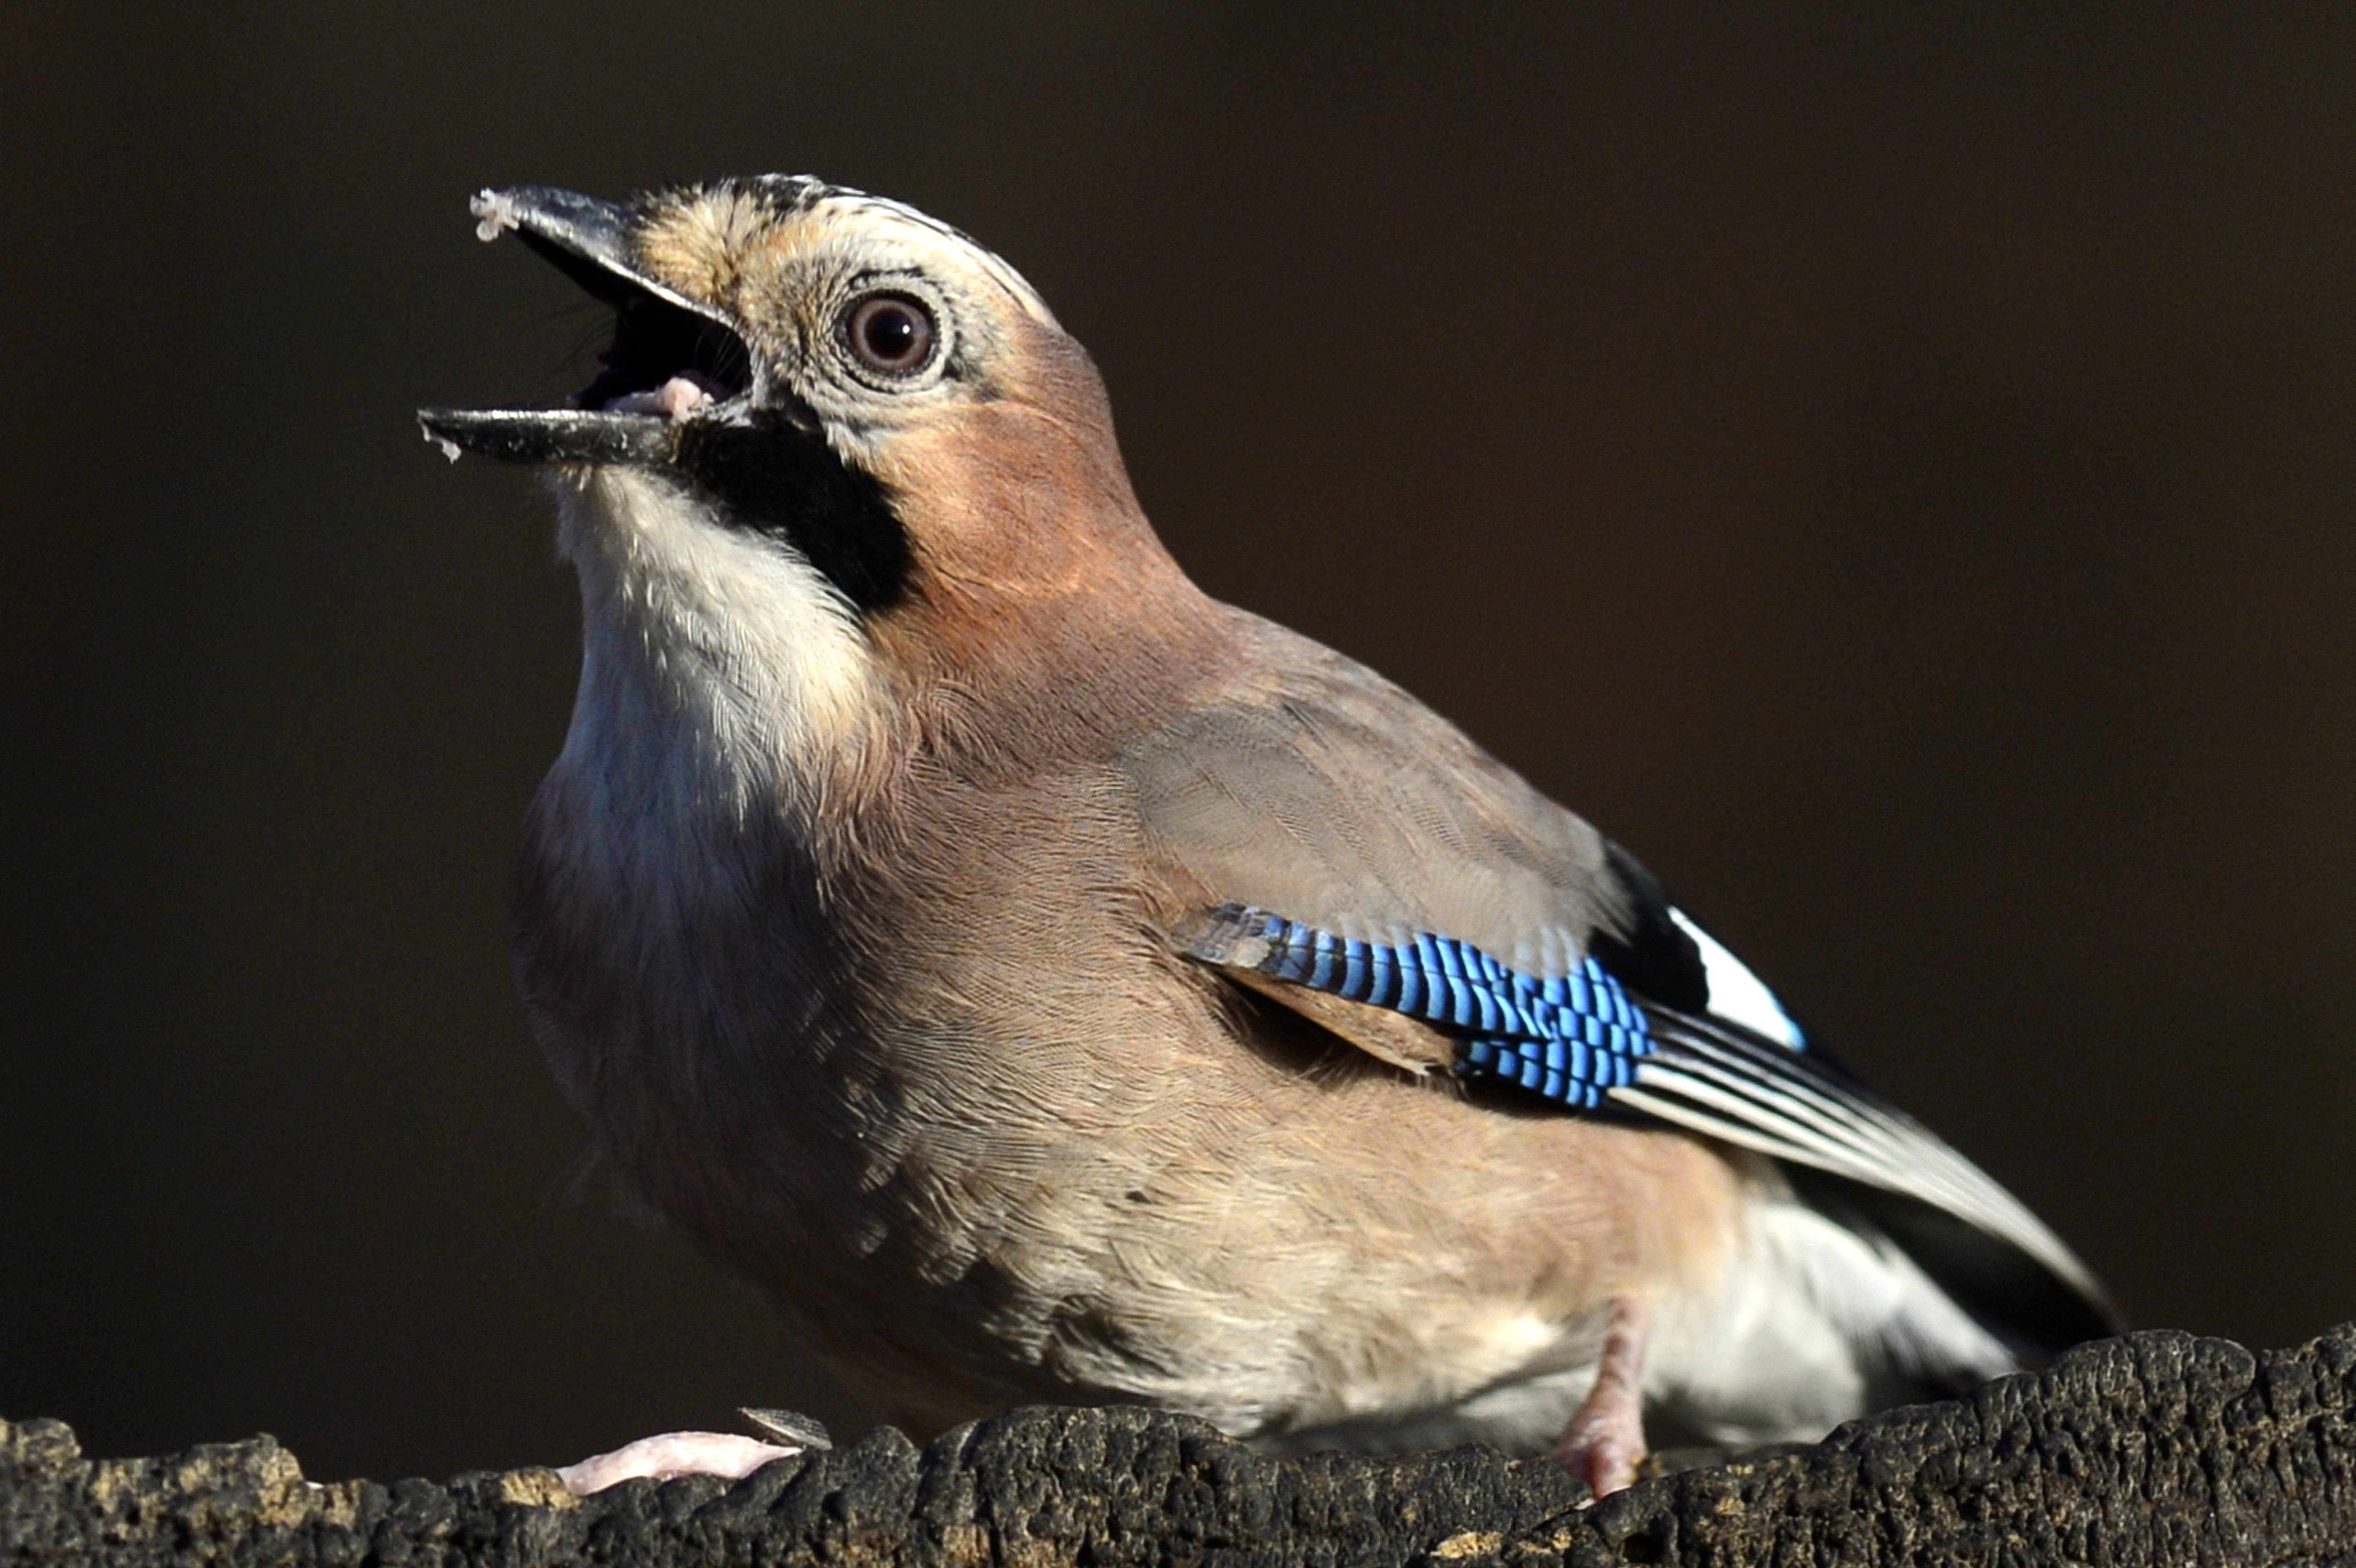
(1668, 908), (1804, 1049)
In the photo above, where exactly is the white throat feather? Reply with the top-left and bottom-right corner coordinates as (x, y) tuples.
(547, 465), (883, 828)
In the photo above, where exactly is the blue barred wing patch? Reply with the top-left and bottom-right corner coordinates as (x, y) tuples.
(1190, 904), (1653, 1110)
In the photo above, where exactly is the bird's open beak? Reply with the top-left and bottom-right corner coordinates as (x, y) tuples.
(418, 186), (758, 465)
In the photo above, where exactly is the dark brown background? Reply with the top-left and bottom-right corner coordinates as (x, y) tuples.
(5, 1), (2352, 1483)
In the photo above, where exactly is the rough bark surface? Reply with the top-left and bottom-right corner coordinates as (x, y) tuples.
(5, 1326), (2354, 1566)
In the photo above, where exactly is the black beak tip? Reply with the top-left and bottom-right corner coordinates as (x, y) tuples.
(470, 185), (632, 264)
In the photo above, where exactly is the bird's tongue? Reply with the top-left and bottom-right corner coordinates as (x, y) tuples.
(602, 372), (731, 418)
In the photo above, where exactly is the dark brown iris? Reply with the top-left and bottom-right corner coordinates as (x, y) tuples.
(846, 293), (936, 375)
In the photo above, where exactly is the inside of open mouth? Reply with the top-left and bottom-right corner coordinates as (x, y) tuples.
(574, 286), (753, 419)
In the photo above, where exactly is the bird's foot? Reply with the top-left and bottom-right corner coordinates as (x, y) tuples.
(554, 1408), (830, 1496)
(1555, 1297), (1653, 1501)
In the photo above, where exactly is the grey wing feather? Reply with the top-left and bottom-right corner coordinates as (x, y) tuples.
(1121, 615), (1620, 977)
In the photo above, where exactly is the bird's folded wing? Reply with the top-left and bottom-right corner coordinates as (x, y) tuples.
(1120, 615), (2108, 1322)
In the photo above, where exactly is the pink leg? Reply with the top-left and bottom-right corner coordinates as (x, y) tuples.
(556, 1431), (804, 1496)
(1556, 1297), (1653, 1500)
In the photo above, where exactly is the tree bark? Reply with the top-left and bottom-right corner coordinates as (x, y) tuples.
(6, 1325), (2354, 1566)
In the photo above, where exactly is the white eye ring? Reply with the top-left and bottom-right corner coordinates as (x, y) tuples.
(843, 292), (938, 377)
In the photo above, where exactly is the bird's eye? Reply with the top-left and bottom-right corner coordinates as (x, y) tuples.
(844, 293), (937, 377)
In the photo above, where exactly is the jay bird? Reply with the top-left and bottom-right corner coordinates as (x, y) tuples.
(420, 177), (2116, 1498)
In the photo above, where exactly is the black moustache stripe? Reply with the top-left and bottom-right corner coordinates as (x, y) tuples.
(673, 415), (913, 616)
